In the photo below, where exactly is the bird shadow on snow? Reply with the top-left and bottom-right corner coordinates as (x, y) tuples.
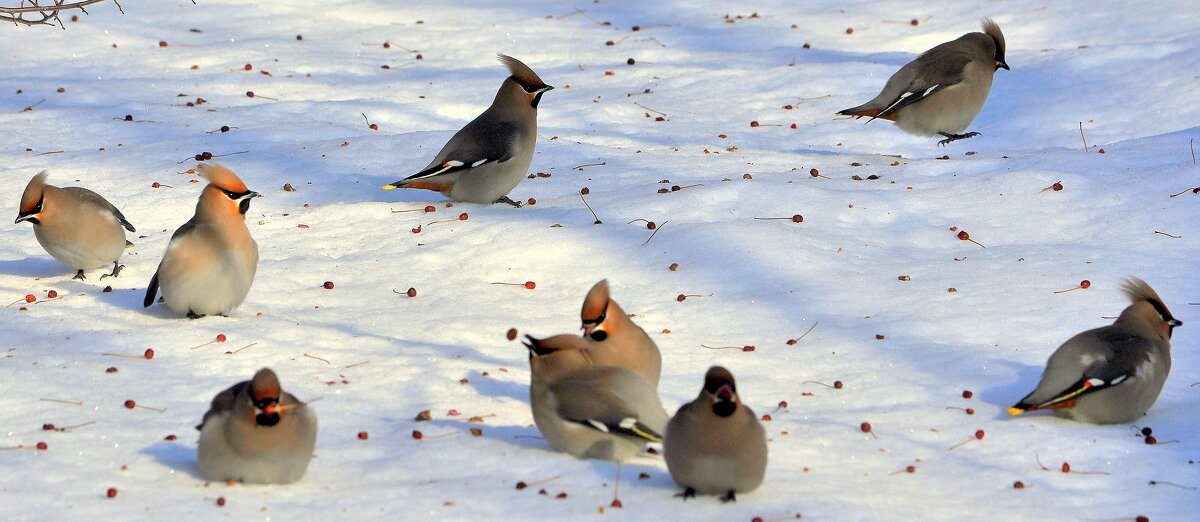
(467, 374), (528, 403)
(0, 257), (69, 278)
(428, 418), (547, 451)
(141, 440), (205, 480)
(978, 359), (1045, 421)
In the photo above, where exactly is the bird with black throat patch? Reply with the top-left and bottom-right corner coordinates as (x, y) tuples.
(14, 171), (135, 281)
(837, 18), (1009, 146)
(1008, 277), (1181, 424)
(381, 54), (553, 207)
(197, 368), (318, 484)
(144, 163), (260, 318)
(665, 366), (767, 503)
(579, 279), (662, 389)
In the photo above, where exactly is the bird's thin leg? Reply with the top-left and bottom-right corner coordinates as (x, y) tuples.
(720, 490), (737, 503)
(187, 311), (207, 320)
(72, 269), (86, 281)
(100, 261), (124, 280)
(493, 195), (522, 208)
(937, 131), (981, 146)
(674, 487), (697, 500)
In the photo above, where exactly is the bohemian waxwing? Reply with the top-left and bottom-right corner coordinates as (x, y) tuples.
(381, 54), (553, 207)
(524, 334), (668, 461)
(1008, 277), (1181, 424)
(197, 368), (318, 484)
(143, 163), (259, 318)
(14, 171), (135, 280)
(664, 366), (767, 502)
(837, 18), (1009, 146)
(580, 280), (662, 389)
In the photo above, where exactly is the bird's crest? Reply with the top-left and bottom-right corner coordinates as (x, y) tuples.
(197, 162), (249, 194)
(20, 171), (49, 213)
(981, 18), (1005, 57)
(498, 54), (546, 89)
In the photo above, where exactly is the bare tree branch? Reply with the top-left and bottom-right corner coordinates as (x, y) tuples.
(1, 0), (123, 27)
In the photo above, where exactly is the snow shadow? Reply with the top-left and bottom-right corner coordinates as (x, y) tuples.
(0, 257), (68, 278)
(141, 440), (204, 480)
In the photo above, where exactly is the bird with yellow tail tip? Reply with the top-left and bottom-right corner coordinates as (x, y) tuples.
(1008, 277), (1180, 424)
(381, 54), (552, 207)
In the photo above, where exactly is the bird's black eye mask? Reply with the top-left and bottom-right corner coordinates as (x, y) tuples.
(16, 196), (44, 224)
(512, 77), (553, 108)
(219, 188), (257, 214)
(1147, 298), (1182, 337)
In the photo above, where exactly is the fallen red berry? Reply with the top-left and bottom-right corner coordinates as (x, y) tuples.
(975, 430), (985, 439)
(860, 422), (872, 433)
(458, 213), (468, 220)
(412, 430), (424, 440)
(216, 334), (227, 342)
(1145, 436), (1157, 445)
(25, 294), (36, 303)
(1052, 182), (1063, 191)
(36, 441), (47, 450)
(243, 64), (252, 71)
(407, 287), (417, 298)
(323, 281), (334, 289)
(1079, 280), (1091, 289)
(962, 390), (973, 399)
(1013, 481), (1024, 489)
(107, 488), (118, 498)
(1061, 462), (1070, 473)
(611, 499), (623, 508)
(158, 41), (168, 47)
(957, 231), (970, 241)
(358, 431), (369, 440)
(124, 400), (136, 409)
(144, 349), (154, 359)
(750, 121), (760, 127)
(524, 281), (536, 290)
(833, 380), (843, 389)
(424, 205), (436, 212)
(216, 497), (226, 507)
(47, 290), (58, 298)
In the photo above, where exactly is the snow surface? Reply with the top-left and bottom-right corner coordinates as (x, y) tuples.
(1, 0), (1198, 520)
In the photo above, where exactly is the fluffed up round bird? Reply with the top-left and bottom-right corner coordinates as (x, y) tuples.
(1008, 277), (1181, 424)
(144, 163), (260, 319)
(197, 368), (318, 484)
(665, 366), (767, 502)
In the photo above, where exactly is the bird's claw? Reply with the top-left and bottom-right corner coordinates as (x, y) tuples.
(494, 196), (522, 208)
(674, 487), (696, 500)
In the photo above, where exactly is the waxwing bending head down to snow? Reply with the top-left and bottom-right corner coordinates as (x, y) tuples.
(523, 334), (668, 462)
(1008, 277), (1180, 424)
(15, 171), (135, 281)
(664, 366), (768, 502)
(381, 54), (553, 207)
(143, 163), (260, 319)
(197, 368), (318, 484)
(837, 18), (1009, 146)
(579, 280), (662, 389)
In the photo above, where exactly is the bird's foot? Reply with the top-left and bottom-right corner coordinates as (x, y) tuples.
(720, 490), (737, 503)
(494, 195), (522, 208)
(937, 131), (981, 146)
(100, 262), (124, 280)
(72, 269), (86, 281)
(674, 487), (696, 500)
(187, 310), (207, 320)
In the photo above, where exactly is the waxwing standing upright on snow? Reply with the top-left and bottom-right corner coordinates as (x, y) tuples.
(837, 18), (1009, 146)
(197, 368), (318, 484)
(381, 54), (553, 207)
(664, 366), (767, 502)
(580, 280), (662, 389)
(143, 163), (259, 318)
(1008, 277), (1181, 424)
(14, 171), (135, 280)
(524, 334), (668, 462)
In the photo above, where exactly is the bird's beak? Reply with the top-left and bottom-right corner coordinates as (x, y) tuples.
(539, 85), (555, 93)
(14, 214), (30, 224)
(1168, 319), (1183, 327)
(997, 61), (1010, 71)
